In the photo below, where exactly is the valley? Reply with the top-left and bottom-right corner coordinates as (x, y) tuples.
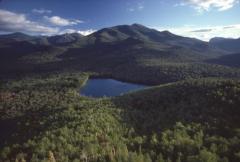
(1, 24), (240, 162)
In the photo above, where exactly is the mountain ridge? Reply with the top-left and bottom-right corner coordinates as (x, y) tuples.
(210, 37), (240, 53)
(1, 24), (239, 46)
(1, 23), (240, 84)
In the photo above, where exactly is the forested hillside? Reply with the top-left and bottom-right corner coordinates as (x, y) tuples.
(1, 24), (240, 162)
(210, 37), (240, 53)
(1, 74), (240, 162)
(1, 24), (240, 84)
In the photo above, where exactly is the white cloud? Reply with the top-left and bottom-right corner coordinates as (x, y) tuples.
(138, 3), (144, 10)
(0, 9), (59, 35)
(127, 2), (144, 12)
(59, 29), (95, 36)
(44, 16), (83, 26)
(181, 0), (239, 12)
(154, 24), (240, 41)
(77, 29), (96, 36)
(32, 8), (52, 14)
(59, 29), (77, 34)
(128, 8), (136, 12)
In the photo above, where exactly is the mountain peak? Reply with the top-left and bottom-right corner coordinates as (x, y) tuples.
(70, 32), (83, 37)
(0, 32), (35, 41)
(160, 30), (176, 37)
(131, 23), (151, 30)
(132, 23), (146, 27)
(209, 37), (240, 43)
(210, 37), (229, 42)
(209, 37), (240, 53)
(60, 32), (83, 37)
(1, 32), (31, 37)
(47, 32), (83, 45)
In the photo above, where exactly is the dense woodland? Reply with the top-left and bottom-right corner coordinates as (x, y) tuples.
(1, 73), (240, 162)
(1, 24), (240, 162)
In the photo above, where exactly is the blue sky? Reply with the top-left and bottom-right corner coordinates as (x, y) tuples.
(0, 0), (239, 40)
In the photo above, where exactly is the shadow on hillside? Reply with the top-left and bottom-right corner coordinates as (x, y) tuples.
(0, 107), (65, 147)
(111, 79), (240, 137)
(206, 53), (240, 68)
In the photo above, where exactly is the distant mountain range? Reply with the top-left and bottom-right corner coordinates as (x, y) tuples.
(0, 32), (83, 45)
(209, 37), (240, 53)
(1, 24), (240, 83)
(1, 24), (238, 53)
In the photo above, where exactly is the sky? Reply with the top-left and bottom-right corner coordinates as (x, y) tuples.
(0, 0), (239, 41)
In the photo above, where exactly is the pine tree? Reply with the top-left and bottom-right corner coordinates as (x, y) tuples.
(156, 153), (164, 162)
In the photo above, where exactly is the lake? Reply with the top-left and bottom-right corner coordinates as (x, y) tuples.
(80, 78), (147, 97)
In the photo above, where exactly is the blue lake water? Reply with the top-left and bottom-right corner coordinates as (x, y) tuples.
(80, 78), (147, 97)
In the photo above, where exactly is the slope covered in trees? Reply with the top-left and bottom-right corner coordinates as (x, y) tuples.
(1, 73), (240, 162)
(207, 53), (240, 68)
(210, 37), (240, 53)
(1, 24), (240, 85)
(1, 24), (240, 162)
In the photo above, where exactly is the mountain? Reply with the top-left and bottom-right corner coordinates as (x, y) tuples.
(207, 37), (240, 67)
(115, 78), (240, 132)
(0, 32), (83, 46)
(0, 24), (240, 84)
(0, 32), (35, 41)
(47, 33), (83, 45)
(0, 32), (51, 46)
(88, 23), (186, 43)
(1, 25), (240, 162)
(210, 37), (240, 53)
(85, 24), (214, 53)
(207, 52), (240, 67)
